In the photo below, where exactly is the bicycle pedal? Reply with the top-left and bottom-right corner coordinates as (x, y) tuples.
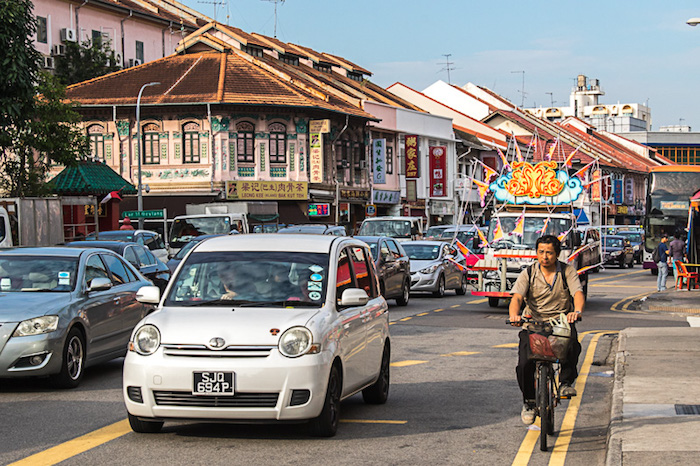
(560, 394), (577, 400)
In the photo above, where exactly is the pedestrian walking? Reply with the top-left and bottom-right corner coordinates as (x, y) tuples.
(669, 232), (686, 287)
(656, 235), (670, 292)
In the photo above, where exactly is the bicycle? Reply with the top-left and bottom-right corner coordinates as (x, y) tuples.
(506, 315), (581, 451)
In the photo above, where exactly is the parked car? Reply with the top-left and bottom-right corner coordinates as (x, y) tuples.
(424, 225), (453, 240)
(0, 247), (154, 387)
(617, 230), (644, 264)
(65, 241), (171, 292)
(277, 224), (347, 236)
(401, 240), (468, 297)
(86, 230), (168, 262)
(438, 227), (485, 281)
(354, 236), (411, 306)
(123, 234), (390, 437)
(165, 234), (224, 273)
(602, 235), (635, 268)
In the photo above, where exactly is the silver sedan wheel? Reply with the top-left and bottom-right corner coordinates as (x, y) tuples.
(66, 334), (84, 380)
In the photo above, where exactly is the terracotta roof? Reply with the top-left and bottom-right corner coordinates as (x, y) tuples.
(49, 160), (136, 196)
(88, 0), (203, 29)
(65, 51), (374, 120)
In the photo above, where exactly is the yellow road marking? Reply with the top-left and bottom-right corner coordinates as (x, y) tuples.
(440, 351), (480, 357)
(512, 418), (541, 466)
(451, 304), (460, 308)
(416, 312), (429, 316)
(389, 322), (396, 325)
(399, 317), (412, 322)
(549, 332), (603, 465)
(469, 298), (488, 304)
(591, 284), (654, 288)
(9, 419), (130, 466)
(610, 291), (653, 313)
(340, 419), (407, 425)
(433, 308), (445, 312)
(493, 343), (518, 348)
(589, 269), (646, 283)
(390, 360), (428, 367)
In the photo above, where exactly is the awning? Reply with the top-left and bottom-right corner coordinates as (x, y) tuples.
(48, 160), (136, 196)
(574, 208), (589, 225)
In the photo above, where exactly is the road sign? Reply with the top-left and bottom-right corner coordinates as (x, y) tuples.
(365, 204), (376, 217)
(121, 209), (165, 219)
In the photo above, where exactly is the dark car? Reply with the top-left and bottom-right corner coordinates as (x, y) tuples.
(355, 235), (411, 306)
(66, 241), (171, 292)
(602, 235), (634, 269)
(165, 234), (225, 273)
(617, 230), (644, 264)
(85, 230), (168, 262)
(277, 224), (347, 236)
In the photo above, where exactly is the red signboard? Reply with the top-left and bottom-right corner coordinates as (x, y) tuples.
(405, 135), (419, 179)
(429, 146), (446, 197)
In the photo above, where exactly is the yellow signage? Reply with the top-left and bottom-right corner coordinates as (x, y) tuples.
(309, 119), (330, 133)
(506, 161), (564, 198)
(226, 181), (308, 200)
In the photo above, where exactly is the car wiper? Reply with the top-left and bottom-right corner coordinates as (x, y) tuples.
(236, 300), (319, 308)
(178, 299), (237, 306)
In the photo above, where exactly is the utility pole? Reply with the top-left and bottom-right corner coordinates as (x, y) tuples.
(438, 54), (455, 84)
(262, 0), (285, 38)
(511, 70), (526, 107)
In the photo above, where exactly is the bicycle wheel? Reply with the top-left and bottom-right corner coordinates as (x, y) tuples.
(538, 363), (550, 451)
(547, 371), (555, 435)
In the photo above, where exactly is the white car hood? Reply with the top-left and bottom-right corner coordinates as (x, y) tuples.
(144, 306), (320, 346)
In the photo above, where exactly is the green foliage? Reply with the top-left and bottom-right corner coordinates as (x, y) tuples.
(55, 39), (121, 86)
(0, 0), (89, 197)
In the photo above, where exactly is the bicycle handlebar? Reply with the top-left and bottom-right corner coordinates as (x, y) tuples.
(505, 315), (582, 326)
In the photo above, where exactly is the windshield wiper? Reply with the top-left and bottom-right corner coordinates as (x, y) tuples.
(177, 299), (236, 307)
(236, 300), (319, 308)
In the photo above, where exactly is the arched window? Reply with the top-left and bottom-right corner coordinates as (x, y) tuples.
(183, 121), (200, 164)
(142, 123), (159, 165)
(268, 122), (286, 164)
(87, 124), (105, 161)
(237, 122), (255, 163)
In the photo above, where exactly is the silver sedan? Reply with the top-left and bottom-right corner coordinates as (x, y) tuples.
(402, 241), (468, 297)
(0, 247), (153, 388)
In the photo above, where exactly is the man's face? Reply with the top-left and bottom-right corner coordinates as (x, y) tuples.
(536, 242), (558, 268)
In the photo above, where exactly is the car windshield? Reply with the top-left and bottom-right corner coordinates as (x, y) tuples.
(358, 220), (412, 238)
(488, 216), (573, 250)
(170, 217), (231, 244)
(165, 251), (329, 307)
(440, 230), (482, 253)
(618, 232), (642, 243)
(425, 226), (448, 238)
(402, 244), (441, 260)
(604, 237), (624, 248)
(0, 256), (78, 292)
(86, 231), (136, 241)
(174, 238), (205, 260)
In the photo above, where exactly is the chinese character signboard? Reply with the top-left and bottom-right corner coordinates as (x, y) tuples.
(373, 190), (400, 204)
(340, 189), (370, 201)
(309, 119), (330, 134)
(405, 135), (419, 178)
(624, 177), (634, 204)
(429, 146), (446, 197)
(308, 203), (330, 217)
(309, 131), (323, 183)
(614, 179), (623, 205)
(372, 139), (386, 184)
(225, 181), (308, 200)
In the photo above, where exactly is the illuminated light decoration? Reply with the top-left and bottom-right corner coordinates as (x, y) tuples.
(472, 178), (490, 207)
(490, 161), (584, 206)
(483, 164), (498, 183)
(564, 144), (582, 168)
(512, 212), (525, 236)
(476, 228), (489, 247)
(497, 147), (510, 170)
(454, 239), (472, 259)
(546, 140), (558, 161)
(446, 257), (465, 272)
(537, 217), (550, 234)
(492, 219), (504, 243)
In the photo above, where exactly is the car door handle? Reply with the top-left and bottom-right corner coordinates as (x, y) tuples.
(113, 297), (120, 305)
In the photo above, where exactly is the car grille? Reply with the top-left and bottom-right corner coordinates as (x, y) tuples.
(162, 344), (275, 358)
(153, 391), (279, 408)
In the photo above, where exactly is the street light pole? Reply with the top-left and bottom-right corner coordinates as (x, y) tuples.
(135, 81), (160, 230)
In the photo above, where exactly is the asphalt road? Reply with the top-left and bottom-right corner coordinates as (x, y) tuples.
(0, 266), (688, 466)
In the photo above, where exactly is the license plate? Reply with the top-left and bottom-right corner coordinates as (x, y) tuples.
(193, 371), (235, 396)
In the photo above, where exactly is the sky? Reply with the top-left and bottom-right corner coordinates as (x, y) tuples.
(180, 0), (700, 130)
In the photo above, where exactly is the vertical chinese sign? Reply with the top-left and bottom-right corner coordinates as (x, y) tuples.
(405, 135), (419, 178)
(372, 139), (386, 184)
(309, 120), (329, 184)
(429, 146), (446, 197)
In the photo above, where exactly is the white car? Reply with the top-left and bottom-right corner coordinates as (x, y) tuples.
(123, 234), (390, 437)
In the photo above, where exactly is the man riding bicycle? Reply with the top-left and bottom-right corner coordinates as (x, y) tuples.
(508, 235), (585, 425)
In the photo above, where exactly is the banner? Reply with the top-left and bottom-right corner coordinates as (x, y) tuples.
(226, 180), (308, 200)
(405, 135), (419, 178)
(372, 139), (386, 184)
(429, 146), (447, 197)
(309, 132), (323, 183)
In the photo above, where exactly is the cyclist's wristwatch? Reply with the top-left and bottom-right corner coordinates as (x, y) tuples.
(574, 310), (582, 314)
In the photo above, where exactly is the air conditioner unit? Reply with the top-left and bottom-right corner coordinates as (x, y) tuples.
(52, 44), (66, 56)
(115, 53), (123, 67)
(128, 58), (142, 67)
(60, 28), (77, 42)
(43, 56), (55, 69)
(101, 32), (110, 43)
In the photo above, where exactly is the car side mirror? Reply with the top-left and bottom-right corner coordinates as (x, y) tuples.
(339, 288), (370, 307)
(87, 277), (112, 292)
(136, 285), (161, 304)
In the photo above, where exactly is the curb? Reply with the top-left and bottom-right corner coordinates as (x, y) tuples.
(605, 330), (627, 466)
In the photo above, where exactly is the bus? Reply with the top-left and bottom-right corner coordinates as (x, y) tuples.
(643, 166), (700, 273)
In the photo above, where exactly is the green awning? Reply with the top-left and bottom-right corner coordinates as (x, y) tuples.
(48, 160), (136, 196)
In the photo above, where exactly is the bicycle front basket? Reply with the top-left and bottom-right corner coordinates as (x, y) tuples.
(527, 328), (570, 362)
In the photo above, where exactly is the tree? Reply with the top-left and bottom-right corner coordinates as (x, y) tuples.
(55, 39), (121, 86)
(0, 0), (88, 197)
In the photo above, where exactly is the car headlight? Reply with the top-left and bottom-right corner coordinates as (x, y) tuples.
(633, 245), (640, 251)
(12, 316), (59, 337)
(420, 264), (439, 274)
(278, 326), (319, 358)
(485, 271), (499, 280)
(611, 251), (621, 256)
(131, 325), (161, 355)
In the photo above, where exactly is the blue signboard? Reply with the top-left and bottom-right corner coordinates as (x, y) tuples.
(614, 179), (623, 204)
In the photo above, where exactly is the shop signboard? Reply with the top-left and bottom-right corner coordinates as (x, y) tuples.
(373, 190), (400, 204)
(226, 181), (308, 200)
(372, 139), (386, 184)
(308, 203), (330, 217)
(405, 135), (419, 179)
(429, 146), (446, 197)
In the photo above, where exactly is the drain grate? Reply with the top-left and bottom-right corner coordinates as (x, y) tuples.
(675, 404), (700, 415)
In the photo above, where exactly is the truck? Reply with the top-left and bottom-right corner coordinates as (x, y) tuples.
(0, 198), (64, 248)
(357, 216), (424, 241)
(168, 203), (249, 256)
(470, 161), (602, 308)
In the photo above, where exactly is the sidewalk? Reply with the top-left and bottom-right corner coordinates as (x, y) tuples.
(633, 288), (700, 314)
(606, 326), (700, 465)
